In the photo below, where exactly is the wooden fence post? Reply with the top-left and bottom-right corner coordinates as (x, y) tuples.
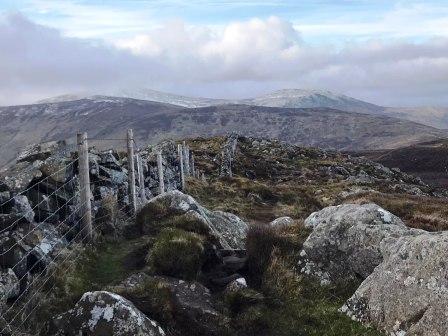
(183, 141), (190, 176)
(190, 153), (195, 178)
(127, 129), (137, 214)
(77, 132), (92, 240)
(157, 151), (165, 194)
(177, 144), (185, 190)
(136, 154), (146, 206)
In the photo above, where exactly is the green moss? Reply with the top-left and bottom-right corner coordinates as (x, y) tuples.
(147, 228), (205, 280)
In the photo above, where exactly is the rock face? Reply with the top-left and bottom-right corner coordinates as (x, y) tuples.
(47, 291), (166, 336)
(138, 190), (248, 249)
(300, 203), (418, 283)
(342, 232), (448, 336)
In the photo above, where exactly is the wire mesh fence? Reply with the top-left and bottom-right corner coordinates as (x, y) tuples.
(0, 130), (200, 335)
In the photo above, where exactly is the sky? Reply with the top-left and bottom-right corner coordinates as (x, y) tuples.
(0, 0), (447, 106)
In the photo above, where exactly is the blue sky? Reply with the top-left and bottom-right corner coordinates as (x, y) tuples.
(2, 0), (448, 42)
(0, 0), (447, 106)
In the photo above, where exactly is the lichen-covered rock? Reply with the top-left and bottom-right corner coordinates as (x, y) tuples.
(342, 231), (448, 336)
(300, 203), (419, 283)
(47, 291), (165, 336)
(269, 216), (294, 228)
(111, 273), (230, 336)
(0, 268), (19, 305)
(137, 190), (248, 249)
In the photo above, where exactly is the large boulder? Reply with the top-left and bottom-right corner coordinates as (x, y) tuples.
(47, 291), (166, 336)
(16, 141), (66, 163)
(137, 190), (248, 249)
(342, 232), (448, 336)
(299, 203), (419, 284)
(110, 273), (230, 336)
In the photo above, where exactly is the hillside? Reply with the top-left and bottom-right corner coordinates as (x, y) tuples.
(34, 88), (448, 129)
(356, 139), (448, 188)
(1, 135), (448, 336)
(1, 97), (447, 166)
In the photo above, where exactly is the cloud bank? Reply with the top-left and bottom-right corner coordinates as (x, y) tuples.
(0, 14), (447, 106)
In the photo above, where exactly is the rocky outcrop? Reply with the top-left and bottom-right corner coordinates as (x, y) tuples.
(299, 203), (419, 283)
(47, 291), (166, 336)
(137, 190), (248, 249)
(342, 232), (448, 336)
(111, 273), (230, 336)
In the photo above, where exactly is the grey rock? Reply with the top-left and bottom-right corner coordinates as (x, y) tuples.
(300, 203), (419, 283)
(225, 277), (248, 293)
(0, 268), (19, 305)
(342, 231), (448, 336)
(48, 291), (165, 336)
(269, 216), (294, 228)
(139, 190), (248, 249)
(111, 273), (230, 336)
(16, 141), (66, 163)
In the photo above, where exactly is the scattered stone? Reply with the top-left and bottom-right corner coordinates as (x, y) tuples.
(269, 216), (294, 228)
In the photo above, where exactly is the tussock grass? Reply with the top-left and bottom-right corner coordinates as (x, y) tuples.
(147, 228), (205, 280)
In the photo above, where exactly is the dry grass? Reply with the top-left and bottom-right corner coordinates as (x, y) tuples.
(343, 191), (448, 231)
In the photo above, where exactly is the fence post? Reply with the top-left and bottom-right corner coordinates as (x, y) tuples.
(190, 153), (195, 178)
(77, 132), (92, 240)
(157, 151), (165, 194)
(177, 144), (185, 190)
(183, 141), (190, 176)
(127, 129), (137, 214)
(136, 154), (146, 206)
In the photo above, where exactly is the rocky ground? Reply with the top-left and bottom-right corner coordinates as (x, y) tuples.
(1, 135), (448, 335)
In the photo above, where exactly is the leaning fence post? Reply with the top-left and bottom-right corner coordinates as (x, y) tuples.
(77, 132), (92, 240)
(127, 129), (137, 214)
(177, 144), (185, 190)
(136, 153), (146, 206)
(157, 151), (165, 194)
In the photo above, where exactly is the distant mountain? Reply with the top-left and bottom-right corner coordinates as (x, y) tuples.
(35, 88), (448, 129)
(1, 96), (446, 166)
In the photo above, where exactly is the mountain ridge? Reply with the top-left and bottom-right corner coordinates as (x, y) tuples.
(32, 88), (448, 129)
(1, 97), (446, 166)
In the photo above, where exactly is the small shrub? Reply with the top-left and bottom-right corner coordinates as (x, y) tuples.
(136, 198), (171, 234)
(245, 222), (307, 287)
(262, 249), (302, 300)
(95, 195), (118, 236)
(166, 212), (210, 235)
(225, 288), (265, 315)
(147, 228), (205, 280)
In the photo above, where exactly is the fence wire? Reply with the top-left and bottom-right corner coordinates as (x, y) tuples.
(0, 133), (199, 335)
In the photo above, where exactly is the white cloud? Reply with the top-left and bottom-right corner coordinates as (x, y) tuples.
(0, 13), (447, 106)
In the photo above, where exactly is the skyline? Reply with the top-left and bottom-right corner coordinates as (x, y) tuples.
(0, 0), (447, 106)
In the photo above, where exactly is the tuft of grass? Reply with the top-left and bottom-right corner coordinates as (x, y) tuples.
(147, 228), (205, 280)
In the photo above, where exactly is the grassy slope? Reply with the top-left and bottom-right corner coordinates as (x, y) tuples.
(33, 136), (448, 335)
